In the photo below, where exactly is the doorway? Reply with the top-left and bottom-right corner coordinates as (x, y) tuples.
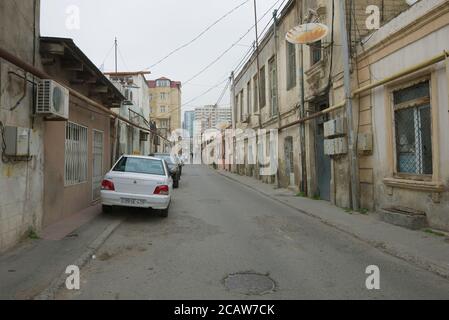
(284, 136), (294, 186)
(314, 100), (331, 201)
(92, 130), (104, 201)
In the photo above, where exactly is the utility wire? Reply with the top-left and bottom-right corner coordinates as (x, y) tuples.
(182, 78), (230, 107)
(183, 0), (283, 85)
(118, 47), (130, 71)
(145, 0), (250, 71)
(233, 0), (288, 75)
(215, 80), (231, 107)
(99, 42), (116, 70)
(158, 0), (284, 116)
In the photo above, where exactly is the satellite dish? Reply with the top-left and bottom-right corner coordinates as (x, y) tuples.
(286, 23), (329, 44)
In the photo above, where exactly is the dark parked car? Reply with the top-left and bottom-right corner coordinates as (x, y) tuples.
(150, 153), (181, 188)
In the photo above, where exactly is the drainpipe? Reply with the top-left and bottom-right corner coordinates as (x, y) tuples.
(297, 0), (307, 195)
(446, 52), (449, 112)
(338, 0), (360, 210)
(273, 9), (281, 188)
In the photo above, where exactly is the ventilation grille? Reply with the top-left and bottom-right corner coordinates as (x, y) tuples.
(36, 80), (52, 113)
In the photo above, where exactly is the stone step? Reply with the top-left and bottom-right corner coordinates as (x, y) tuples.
(379, 206), (428, 230)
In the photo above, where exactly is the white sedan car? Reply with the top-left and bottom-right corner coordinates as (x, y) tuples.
(101, 155), (173, 217)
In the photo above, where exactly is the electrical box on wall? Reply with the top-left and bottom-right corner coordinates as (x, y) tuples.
(4, 126), (34, 157)
(324, 137), (348, 156)
(358, 132), (373, 154)
(324, 139), (335, 155)
(324, 117), (346, 138)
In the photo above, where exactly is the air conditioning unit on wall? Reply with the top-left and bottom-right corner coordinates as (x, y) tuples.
(324, 117), (346, 138)
(36, 79), (69, 120)
(324, 137), (347, 156)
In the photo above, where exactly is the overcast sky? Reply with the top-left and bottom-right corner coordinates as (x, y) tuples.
(40, 0), (285, 116)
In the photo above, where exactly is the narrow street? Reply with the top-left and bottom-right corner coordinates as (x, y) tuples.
(57, 165), (449, 300)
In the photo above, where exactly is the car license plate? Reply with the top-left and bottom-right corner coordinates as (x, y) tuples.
(121, 198), (145, 205)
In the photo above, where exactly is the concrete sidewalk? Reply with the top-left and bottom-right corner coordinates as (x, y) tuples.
(217, 169), (449, 279)
(0, 211), (122, 300)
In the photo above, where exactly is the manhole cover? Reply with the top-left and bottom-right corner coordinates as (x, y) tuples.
(224, 272), (275, 295)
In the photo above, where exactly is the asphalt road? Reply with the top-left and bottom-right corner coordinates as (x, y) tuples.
(57, 165), (449, 299)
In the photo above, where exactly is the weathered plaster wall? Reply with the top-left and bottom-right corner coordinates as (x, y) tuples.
(0, 0), (43, 252)
(43, 95), (111, 227)
(370, 22), (449, 230)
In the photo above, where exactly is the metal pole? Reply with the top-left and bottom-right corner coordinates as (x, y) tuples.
(273, 9), (281, 188)
(253, 0), (263, 180)
(114, 37), (118, 73)
(297, 0), (307, 195)
(338, 0), (359, 210)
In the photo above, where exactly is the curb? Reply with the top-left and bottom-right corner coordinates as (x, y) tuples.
(34, 219), (123, 300)
(216, 170), (449, 280)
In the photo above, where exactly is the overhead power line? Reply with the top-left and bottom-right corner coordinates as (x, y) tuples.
(144, 0), (250, 71)
(182, 78), (230, 108)
(215, 80), (231, 107)
(182, 0), (283, 85)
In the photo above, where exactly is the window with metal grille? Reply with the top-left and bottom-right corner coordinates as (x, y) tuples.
(393, 81), (432, 175)
(246, 81), (251, 115)
(160, 119), (169, 129)
(269, 56), (278, 116)
(65, 122), (88, 185)
(310, 40), (322, 66)
(253, 75), (258, 113)
(239, 90), (243, 120)
(286, 41), (296, 90)
(260, 66), (266, 108)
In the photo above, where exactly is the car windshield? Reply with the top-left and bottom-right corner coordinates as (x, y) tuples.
(113, 157), (166, 176)
(154, 154), (175, 165)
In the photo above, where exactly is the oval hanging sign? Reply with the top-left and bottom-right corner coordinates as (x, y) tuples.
(286, 23), (329, 44)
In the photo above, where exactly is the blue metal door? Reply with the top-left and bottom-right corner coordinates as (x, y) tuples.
(315, 111), (331, 201)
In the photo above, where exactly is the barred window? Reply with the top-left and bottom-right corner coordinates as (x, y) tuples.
(268, 57), (278, 116)
(310, 40), (322, 65)
(286, 41), (296, 90)
(65, 122), (88, 185)
(253, 75), (258, 112)
(260, 66), (266, 108)
(246, 81), (251, 115)
(393, 80), (432, 175)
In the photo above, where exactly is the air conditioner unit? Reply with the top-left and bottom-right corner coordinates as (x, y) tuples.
(36, 79), (69, 120)
(324, 117), (346, 138)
